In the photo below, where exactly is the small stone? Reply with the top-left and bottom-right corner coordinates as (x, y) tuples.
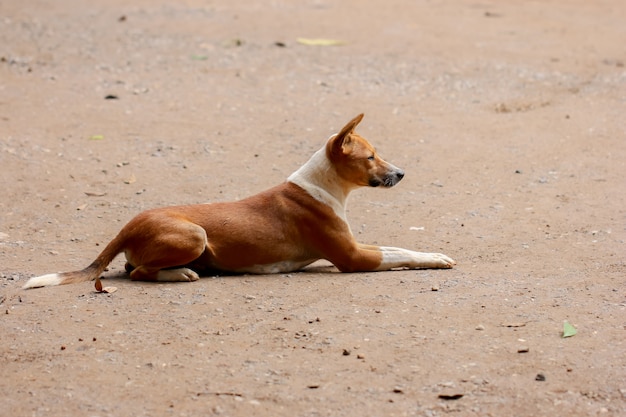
(535, 373), (546, 381)
(431, 285), (439, 291)
(518, 346), (529, 353)
(438, 393), (464, 400)
(475, 324), (485, 331)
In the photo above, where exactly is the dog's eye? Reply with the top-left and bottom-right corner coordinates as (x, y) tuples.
(367, 155), (375, 161)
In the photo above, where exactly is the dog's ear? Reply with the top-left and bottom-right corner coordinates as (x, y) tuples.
(330, 113), (364, 156)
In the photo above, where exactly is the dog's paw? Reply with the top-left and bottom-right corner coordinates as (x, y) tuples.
(157, 268), (200, 282)
(428, 253), (456, 268)
(181, 268), (201, 281)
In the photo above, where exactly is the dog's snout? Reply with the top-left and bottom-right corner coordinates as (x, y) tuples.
(377, 167), (405, 188)
(388, 169), (404, 186)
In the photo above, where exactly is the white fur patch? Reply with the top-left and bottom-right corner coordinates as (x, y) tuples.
(378, 247), (455, 270)
(287, 147), (349, 223)
(235, 259), (315, 274)
(22, 273), (62, 289)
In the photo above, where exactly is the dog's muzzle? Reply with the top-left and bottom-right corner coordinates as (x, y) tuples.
(370, 169), (405, 188)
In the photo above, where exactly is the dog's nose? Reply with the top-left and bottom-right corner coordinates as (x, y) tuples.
(396, 170), (405, 180)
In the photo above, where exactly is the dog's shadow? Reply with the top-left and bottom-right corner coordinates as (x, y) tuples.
(98, 262), (338, 286)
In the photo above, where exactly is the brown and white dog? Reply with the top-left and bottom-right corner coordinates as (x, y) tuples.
(23, 114), (454, 289)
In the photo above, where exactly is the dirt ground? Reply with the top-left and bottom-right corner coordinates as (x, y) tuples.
(1, 0), (625, 416)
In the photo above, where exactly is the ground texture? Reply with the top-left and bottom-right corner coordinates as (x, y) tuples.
(1, 1), (625, 416)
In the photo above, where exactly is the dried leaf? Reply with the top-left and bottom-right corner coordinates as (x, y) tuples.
(563, 321), (577, 338)
(296, 38), (345, 46)
(90, 135), (104, 140)
(77, 203), (88, 211)
(95, 278), (116, 293)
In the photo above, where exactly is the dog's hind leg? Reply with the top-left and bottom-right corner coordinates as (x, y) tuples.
(125, 220), (208, 282)
(125, 262), (200, 282)
(131, 266), (200, 282)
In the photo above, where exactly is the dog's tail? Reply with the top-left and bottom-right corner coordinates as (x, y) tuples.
(23, 234), (125, 289)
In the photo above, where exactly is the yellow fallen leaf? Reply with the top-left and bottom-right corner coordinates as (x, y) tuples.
(296, 38), (345, 46)
(90, 135), (104, 140)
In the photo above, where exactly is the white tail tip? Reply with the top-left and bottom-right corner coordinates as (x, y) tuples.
(23, 273), (62, 289)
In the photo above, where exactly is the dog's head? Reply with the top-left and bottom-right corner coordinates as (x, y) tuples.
(327, 114), (405, 189)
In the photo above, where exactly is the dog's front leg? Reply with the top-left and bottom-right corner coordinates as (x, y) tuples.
(331, 244), (455, 272)
(370, 245), (455, 270)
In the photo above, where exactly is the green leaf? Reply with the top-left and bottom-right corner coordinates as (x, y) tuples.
(563, 321), (577, 338)
(89, 135), (104, 140)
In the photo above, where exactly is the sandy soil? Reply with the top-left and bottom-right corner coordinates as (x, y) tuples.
(1, 1), (625, 416)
